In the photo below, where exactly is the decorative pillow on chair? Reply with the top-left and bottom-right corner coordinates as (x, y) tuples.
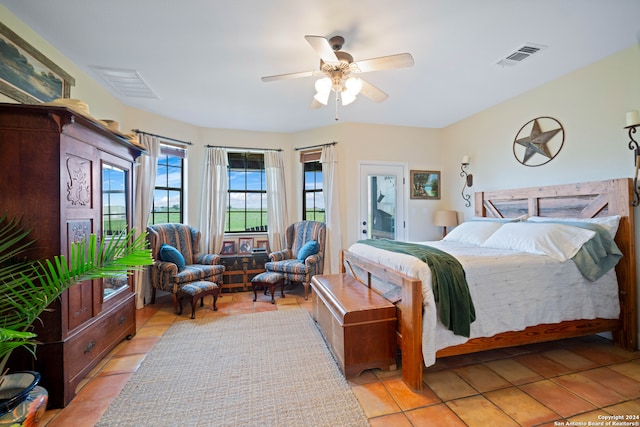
(159, 244), (186, 271)
(297, 240), (319, 261)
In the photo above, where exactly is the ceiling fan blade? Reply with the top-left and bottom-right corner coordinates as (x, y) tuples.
(305, 35), (339, 64)
(360, 79), (389, 103)
(261, 70), (322, 82)
(354, 53), (414, 73)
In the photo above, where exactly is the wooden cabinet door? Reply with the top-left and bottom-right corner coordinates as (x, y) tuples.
(61, 136), (101, 331)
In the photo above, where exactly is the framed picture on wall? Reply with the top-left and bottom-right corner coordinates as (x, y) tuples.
(410, 170), (441, 200)
(238, 237), (253, 255)
(0, 21), (75, 103)
(221, 241), (236, 255)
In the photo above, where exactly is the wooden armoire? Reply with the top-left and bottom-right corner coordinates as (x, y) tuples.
(0, 103), (144, 408)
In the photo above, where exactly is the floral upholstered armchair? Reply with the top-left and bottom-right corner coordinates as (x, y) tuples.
(265, 221), (326, 299)
(147, 223), (224, 312)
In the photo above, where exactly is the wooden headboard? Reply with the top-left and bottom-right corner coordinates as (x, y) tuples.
(474, 178), (637, 350)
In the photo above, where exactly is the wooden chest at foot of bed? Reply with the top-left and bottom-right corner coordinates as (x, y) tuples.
(311, 274), (398, 377)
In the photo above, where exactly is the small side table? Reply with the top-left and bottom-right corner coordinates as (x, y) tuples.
(251, 272), (285, 304)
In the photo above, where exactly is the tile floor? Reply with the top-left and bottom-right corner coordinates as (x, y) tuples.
(40, 287), (640, 427)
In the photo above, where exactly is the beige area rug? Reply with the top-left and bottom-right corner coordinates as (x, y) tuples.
(96, 308), (369, 427)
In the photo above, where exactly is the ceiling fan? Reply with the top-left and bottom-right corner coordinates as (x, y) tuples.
(261, 35), (414, 109)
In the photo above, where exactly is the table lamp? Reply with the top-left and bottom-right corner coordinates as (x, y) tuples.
(434, 210), (458, 238)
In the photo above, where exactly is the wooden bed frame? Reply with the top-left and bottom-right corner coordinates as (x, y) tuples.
(341, 178), (637, 391)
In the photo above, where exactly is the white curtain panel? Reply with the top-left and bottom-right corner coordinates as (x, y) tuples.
(199, 147), (228, 254)
(133, 134), (159, 309)
(265, 151), (289, 252)
(321, 144), (342, 274)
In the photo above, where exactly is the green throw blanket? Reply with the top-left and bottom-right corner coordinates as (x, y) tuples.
(358, 239), (476, 337)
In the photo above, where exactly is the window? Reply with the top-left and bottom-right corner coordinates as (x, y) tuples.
(150, 144), (185, 225)
(102, 164), (127, 236)
(226, 152), (267, 232)
(301, 152), (324, 222)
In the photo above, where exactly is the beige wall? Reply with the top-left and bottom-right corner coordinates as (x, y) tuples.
(117, 105), (294, 225)
(442, 43), (640, 342)
(2, 5), (637, 245)
(291, 123), (445, 245)
(6, 3), (636, 245)
(443, 44), (640, 221)
(2, 6), (639, 338)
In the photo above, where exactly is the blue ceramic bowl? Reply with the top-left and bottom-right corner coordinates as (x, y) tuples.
(0, 371), (40, 415)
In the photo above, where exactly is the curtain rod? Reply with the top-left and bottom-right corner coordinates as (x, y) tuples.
(206, 145), (282, 152)
(132, 129), (193, 145)
(294, 141), (337, 151)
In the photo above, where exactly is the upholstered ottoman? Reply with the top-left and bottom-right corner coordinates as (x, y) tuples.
(176, 281), (220, 319)
(251, 272), (285, 304)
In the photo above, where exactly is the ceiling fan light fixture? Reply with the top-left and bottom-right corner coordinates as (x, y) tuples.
(345, 76), (363, 96)
(341, 90), (357, 106)
(315, 77), (332, 94)
(314, 91), (330, 105)
(260, 35), (413, 112)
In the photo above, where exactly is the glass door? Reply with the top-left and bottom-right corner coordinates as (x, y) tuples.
(359, 163), (407, 241)
(102, 163), (129, 300)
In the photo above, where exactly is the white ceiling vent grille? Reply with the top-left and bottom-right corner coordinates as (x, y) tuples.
(497, 43), (547, 67)
(90, 67), (158, 99)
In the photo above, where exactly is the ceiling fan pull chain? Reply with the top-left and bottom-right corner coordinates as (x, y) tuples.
(335, 91), (340, 121)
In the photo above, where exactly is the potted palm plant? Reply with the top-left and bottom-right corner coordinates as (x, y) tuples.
(0, 214), (152, 425)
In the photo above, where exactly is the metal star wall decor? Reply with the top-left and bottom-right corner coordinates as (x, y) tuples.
(513, 117), (564, 167)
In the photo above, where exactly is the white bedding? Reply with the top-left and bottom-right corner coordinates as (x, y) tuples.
(348, 241), (620, 367)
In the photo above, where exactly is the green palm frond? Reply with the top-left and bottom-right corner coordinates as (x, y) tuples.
(0, 328), (38, 363)
(0, 215), (153, 372)
(0, 215), (38, 281)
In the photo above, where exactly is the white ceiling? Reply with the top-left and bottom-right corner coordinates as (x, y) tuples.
(2, 0), (639, 133)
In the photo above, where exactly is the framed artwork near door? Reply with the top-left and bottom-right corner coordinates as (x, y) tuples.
(410, 170), (440, 200)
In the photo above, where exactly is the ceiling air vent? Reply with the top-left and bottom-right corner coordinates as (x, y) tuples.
(90, 66), (159, 99)
(497, 43), (547, 67)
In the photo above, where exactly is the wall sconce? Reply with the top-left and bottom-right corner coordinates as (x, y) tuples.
(625, 110), (640, 206)
(434, 210), (458, 238)
(460, 155), (473, 207)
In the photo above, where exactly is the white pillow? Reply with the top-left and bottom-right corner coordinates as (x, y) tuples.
(443, 221), (504, 246)
(470, 214), (527, 222)
(527, 215), (620, 238)
(481, 222), (596, 261)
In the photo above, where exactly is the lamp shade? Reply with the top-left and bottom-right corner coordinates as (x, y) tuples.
(434, 210), (458, 227)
